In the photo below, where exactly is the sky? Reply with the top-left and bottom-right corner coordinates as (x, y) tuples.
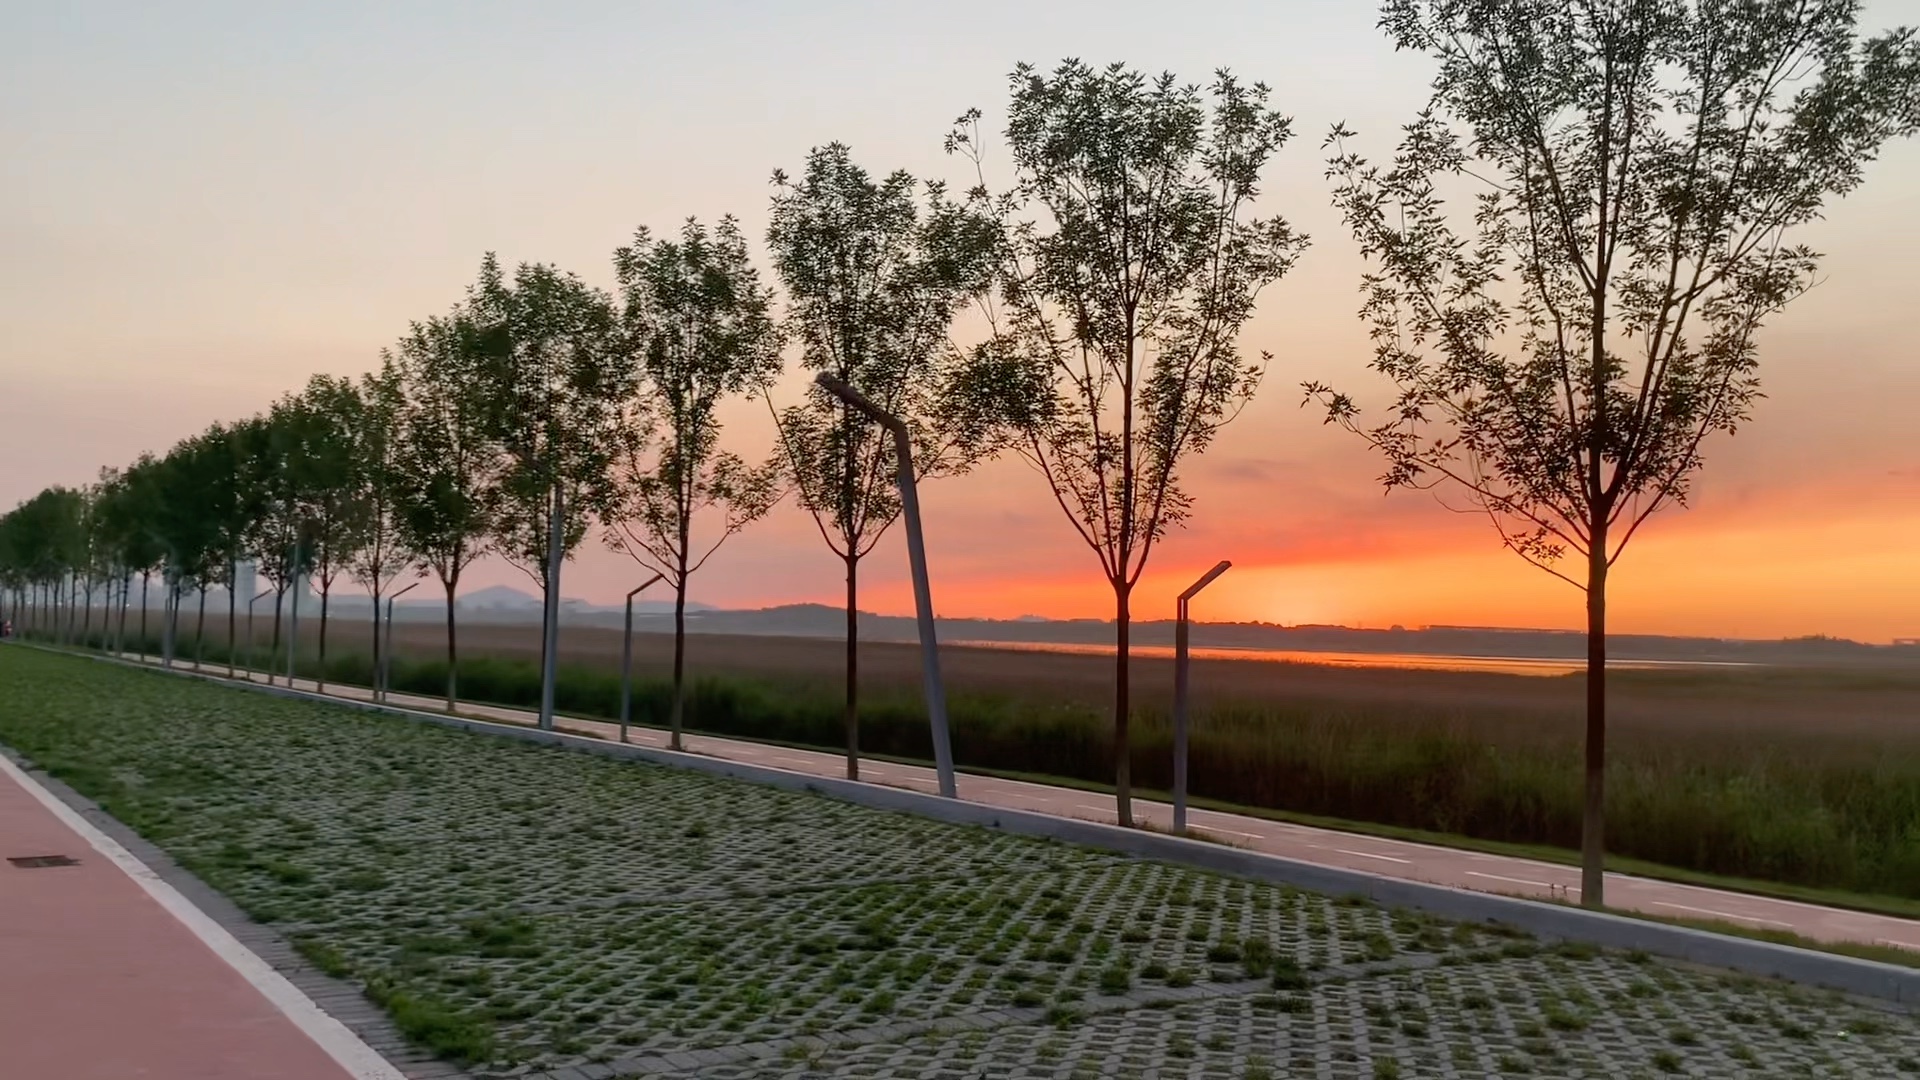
(3, 1), (1918, 642)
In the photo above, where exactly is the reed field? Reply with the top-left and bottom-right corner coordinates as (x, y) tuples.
(21, 610), (1920, 903)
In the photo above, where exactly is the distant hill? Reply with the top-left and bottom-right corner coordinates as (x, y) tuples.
(535, 603), (1920, 668)
(146, 580), (1920, 667)
(433, 583), (714, 617)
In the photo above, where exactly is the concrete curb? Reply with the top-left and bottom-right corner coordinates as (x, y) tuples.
(20, 643), (1920, 1007)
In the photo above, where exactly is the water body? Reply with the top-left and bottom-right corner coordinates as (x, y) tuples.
(945, 639), (1761, 678)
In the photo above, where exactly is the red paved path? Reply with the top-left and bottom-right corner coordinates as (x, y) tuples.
(0, 759), (358, 1080)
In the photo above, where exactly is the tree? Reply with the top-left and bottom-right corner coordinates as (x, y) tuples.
(148, 440), (222, 667)
(765, 144), (999, 780)
(237, 411), (310, 681)
(947, 61), (1309, 825)
(0, 488), (83, 639)
(205, 423), (266, 677)
(1307, 0), (1920, 907)
(282, 376), (372, 691)
(469, 254), (630, 731)
(37, 487), (87, 644)
(114, 454), (169, 655)
(155, 425), (252, 671)
(393, 306), (498, 710)
(95, 465), (152, 655)
(158, 449), (207, 665)
(0, 503), (25, 632)
(347, 357), (417, 688)
(74, 480), (106, 646)
(603, 217), (784, 751)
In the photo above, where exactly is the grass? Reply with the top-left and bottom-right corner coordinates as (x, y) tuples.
(54, 613), (1920, 909)
(5, 644), (1920, 1079)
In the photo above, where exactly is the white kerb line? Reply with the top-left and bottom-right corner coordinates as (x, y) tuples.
(0, 752), (405, 1080)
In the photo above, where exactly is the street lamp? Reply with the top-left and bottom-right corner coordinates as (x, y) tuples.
(1173, 560), (1231, 836)
(620, 573), (666, 744)
(161, 571), (180, 669)
(814, 372), (957, 799)
(246, 588), (273, 683)
(380, 581), (421, 703)
(286, 542), (303, 686)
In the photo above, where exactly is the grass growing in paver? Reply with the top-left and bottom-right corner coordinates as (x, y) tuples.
(4, 646), (1919, 1079)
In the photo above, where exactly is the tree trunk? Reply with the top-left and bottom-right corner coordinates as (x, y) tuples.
(444, 578), (459, 711)
(138, 573), (150, 658)
(1581, 521), (1609, 909)
(194, 586), (208, 669)
(844, 553), (859, 781)
(316, 585), (331, 692)
(1114, 578), (1134, 828)
(670, 572), (688, 752)
(538, 483), (564, 731)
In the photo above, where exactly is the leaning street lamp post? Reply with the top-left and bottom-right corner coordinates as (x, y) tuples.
(1173, 560), (1232, 836)
(380, 581), (421, 703)
(246, 588), (272, 683)
(814, 373), (957, 799)
(161, 576), (179, 669)
(620, 573), (666, 744)
(286, 551), (303, 686)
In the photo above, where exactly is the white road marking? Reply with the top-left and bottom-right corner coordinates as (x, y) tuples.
(1652, 901), (1793, 929)
(1334, 848), (1410, 864)
(1196, 827), (1265, 841)
(0, 752), (404, 1080)
(1185, 815), (1272, 840)
(1467, 870), (1565, 891)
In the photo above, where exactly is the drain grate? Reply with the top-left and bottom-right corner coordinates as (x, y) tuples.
(8, 855), (80, 869)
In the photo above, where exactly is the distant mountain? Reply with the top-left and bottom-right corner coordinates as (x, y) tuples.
(458, 584), (545, 610)
(440, 584), (714, 616)
(570, 603), (1920, 668)
(141, 578), (1919, 666)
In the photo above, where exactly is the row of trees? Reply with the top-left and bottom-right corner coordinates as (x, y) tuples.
(5, 1), (1915, 908)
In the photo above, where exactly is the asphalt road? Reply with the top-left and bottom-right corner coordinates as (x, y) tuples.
(130, 655), (1920, 957)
